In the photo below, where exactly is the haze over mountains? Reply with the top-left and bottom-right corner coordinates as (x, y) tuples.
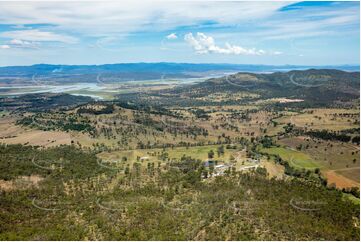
(0, 63), (359, 84)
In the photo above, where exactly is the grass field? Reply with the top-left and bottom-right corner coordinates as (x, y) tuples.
(262, 160), (285, 179)
(0, 116), (71, 147)
(97, 145), (239, 168)
(259, 147), (320, 169)
(275, 108), (359, 131)
(278, 136), (360, 170)
(260, 145), (360, 189)
(278, 136), (360, 187)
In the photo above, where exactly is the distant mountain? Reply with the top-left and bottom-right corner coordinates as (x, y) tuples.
(0, 63), (359, 84)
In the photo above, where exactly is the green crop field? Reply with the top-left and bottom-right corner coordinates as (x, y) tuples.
(260, 147), (320, 169)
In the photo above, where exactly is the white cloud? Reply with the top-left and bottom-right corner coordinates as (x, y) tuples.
(0, 29), (77, 44)
(0, 39), (40, 49)
(184, 32), (279, 56)
(166, 33), (177, 40)
(0, 1), (289, 37)
(10, 39), (31, 45)
(249, 3), (360, 40)
(0, 1), (356, 49)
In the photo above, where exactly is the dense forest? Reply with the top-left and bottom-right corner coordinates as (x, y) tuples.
(0, 144), (359, 240)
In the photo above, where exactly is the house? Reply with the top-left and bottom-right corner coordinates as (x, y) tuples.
(239, 164), (259, 171)
(215, 164), (226, 169)
(140, 156), (150, 161)
(214, 163), (232, 176)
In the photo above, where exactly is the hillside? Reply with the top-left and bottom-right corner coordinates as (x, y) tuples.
(0, 93), (92, 111)
(0, 144), (359, 240)
(117, 69), (360, 107)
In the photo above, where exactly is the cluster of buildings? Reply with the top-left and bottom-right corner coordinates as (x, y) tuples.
(203, 156), (260, 177)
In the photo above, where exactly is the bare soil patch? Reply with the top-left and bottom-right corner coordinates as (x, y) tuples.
(325, 170), (359, 189)
(0, 175), (43, 191)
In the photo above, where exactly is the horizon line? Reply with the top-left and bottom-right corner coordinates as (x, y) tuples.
(0, 62), (360, 68)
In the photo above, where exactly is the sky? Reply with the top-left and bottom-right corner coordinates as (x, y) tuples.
(0, 0), (359, 66)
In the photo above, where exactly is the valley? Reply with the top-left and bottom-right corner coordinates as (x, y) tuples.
(0, 68), (359, 240)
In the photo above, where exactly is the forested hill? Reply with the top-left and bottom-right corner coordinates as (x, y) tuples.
(0, 93), (92, 111)
(167, 69), (360, 105)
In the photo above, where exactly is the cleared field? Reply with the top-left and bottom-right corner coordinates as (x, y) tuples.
(0, 117), (71, 147)
(335, 168), (360, 183)
(262, 160), (285, 179)
(0, 175), (43, 191)
(259, 147), (320, 169)
(195, 91), (259, 102)
(275, 108), (359, 131)
(325, 170), (359, 189)
(277, 136), (360, 188)
(261, 145), (360, 188)
(278, 136), (360, 170)
(278, 136), (359, 186)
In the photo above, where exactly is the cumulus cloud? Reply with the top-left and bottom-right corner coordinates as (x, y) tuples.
(166, 33), (177, 40)
(0, 45), (10, 49)
(0, 29), (77, 44)
(184, 32), (279, 56)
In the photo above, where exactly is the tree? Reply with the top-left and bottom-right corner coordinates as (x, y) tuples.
(208, 150), (215, 159)
(125, 166), (130, 175)
(217, 145), (225, 157)
(260, 136), (273, 148)
(352, 136), (360, 145)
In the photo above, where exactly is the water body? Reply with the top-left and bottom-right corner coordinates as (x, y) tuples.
(0, 77), (209, 99)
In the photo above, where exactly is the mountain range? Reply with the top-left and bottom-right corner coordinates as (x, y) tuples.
(0, 63), (359, 84)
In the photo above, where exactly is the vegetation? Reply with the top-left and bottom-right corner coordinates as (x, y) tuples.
(306, 129), (352, 143)
(0, 69), (359, 240)
(0, 144), (359, 240)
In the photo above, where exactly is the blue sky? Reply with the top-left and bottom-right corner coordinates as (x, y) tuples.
(0, 1), (359, 66)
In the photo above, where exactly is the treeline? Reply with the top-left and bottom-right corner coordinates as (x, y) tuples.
(0, 93), (92, 112)
(0, 144), (115, 181)
(77, 104), (114, 115)
(115, 101), (180, 118)
(17, 113), (95, 134)
(306, 129), (359, 144)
